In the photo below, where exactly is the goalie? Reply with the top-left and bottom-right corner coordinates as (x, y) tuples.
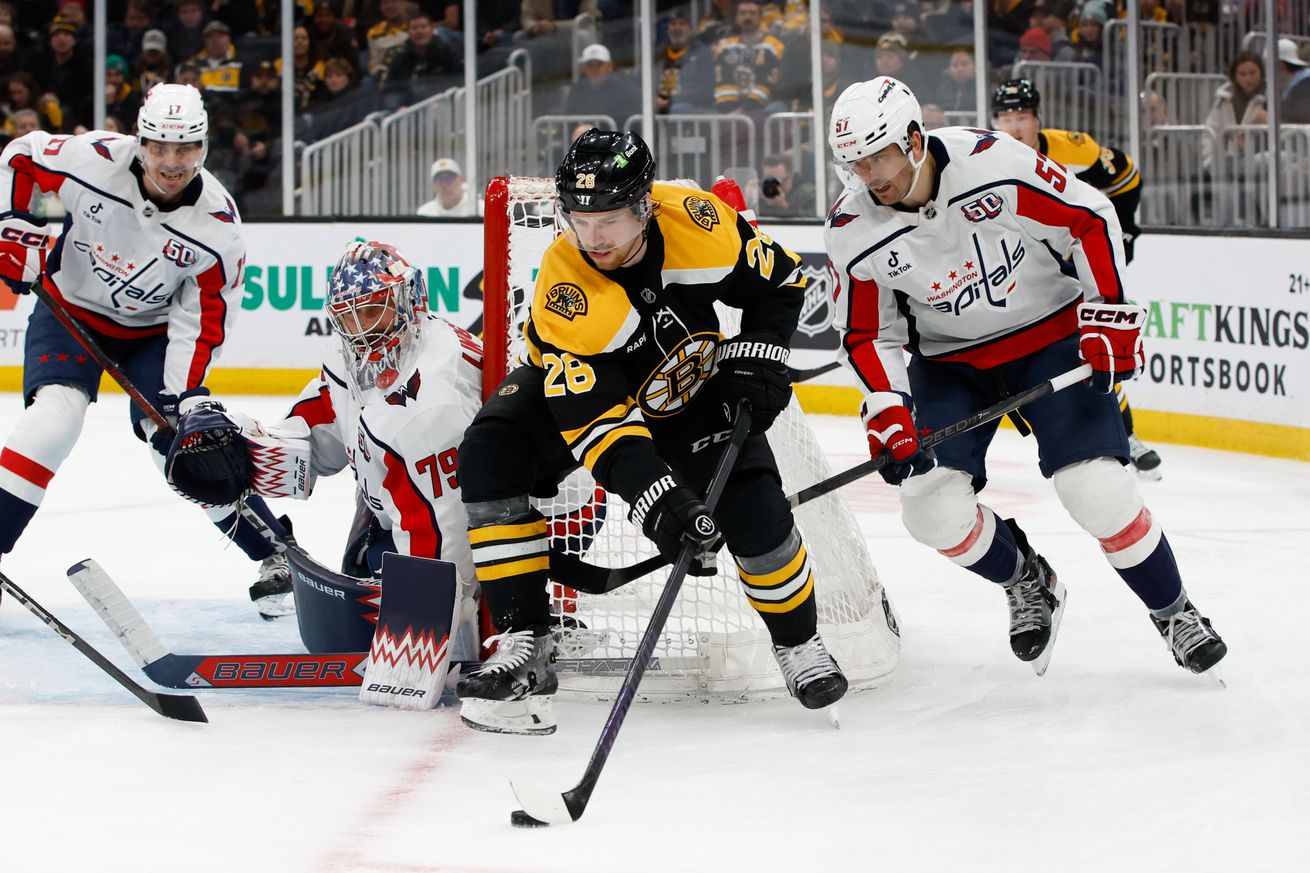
(456, 129), (849, 735)
(165, 241), (484, 678)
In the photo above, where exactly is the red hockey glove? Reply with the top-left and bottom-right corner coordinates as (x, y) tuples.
(1078, 302), (1146, 393)
(860, 391), (935, 486)
(0, 210), (52, 295)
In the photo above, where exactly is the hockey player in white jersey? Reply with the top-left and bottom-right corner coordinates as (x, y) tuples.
(0, 84), (294, 616)
(824, 77), (1226, 675)
(164, 239), (483, 594)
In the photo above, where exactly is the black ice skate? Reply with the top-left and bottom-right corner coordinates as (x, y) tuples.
(1128, 435), (1163, 481)
(1002, 520), (1067, 676)
(772, 634), (848, 710)
(1152, 601), (1227, 674)
(249, 552), (295, 620)
(457, 627), (558, 735)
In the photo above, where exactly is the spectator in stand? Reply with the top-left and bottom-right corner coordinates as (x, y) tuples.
(104, 54), (142, 130)
(417, 158), (479, 216)
(1029, 0), (1075, 61)
(563, 44), (638, 125)
(310, 56), (362, 138)
(32, 17), (91, 129)
(167, 0), (208, 64)
(385, 11), (459, 103)
(1201, 50), (1266, 173)
(175, 60), (202, 89)
(712, 0), (787, 113)
(1016, 26), (1052, 64)
(921, 101), (948, 128)
(309, 1), (359, 75)
(193, 20), (243, 98)
(0, 23), (25, 85)
(1277, 38), (1310, 124)
(286, 24), (326, 112)
(888, 2), (934, 85)
(108, 0), (153, 65)
(238, 60), (281, 140)
(136, 29), (172, 95)
(519, 0), (602, 40)
(1070, 1), (1107, 66)
(656, 7), (700, 113)
(934, 48), (977, 114)
(874, 33), (915, 91)
(54, 0), (87, 33)
(476, 0), (521, 51)
(926, 0), (974, 47)
(4, 72), (61, 133)
(697, 0), (736, 46)
(820, 40), (851, 115)
(1117, 0), (1167, 23)
(4, 107), (41, 138)
(758, 153), (815, 218)
(990, 0), (1039, 62)
(367, 0), (410, 80)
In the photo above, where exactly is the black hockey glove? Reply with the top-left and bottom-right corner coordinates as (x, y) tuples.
(712, 332), (792, 434)
(165, 400), (254, 506)
(630, 474), (723, 576)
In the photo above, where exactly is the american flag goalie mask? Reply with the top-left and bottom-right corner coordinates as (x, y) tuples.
(326, 241), (428, 396)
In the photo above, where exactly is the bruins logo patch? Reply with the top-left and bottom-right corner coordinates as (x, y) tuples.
(1068, 131), (1087, 145)
(638, 332), (719, 417)
(497, 383), (520, 396)
(544, 282), (588, 321)
(683, 195), (720, 232)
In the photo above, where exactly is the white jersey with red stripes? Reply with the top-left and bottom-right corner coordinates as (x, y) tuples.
(284, 315), (483, 582)
(826, 126), (1126, 396)
(0, 130), (245, 395)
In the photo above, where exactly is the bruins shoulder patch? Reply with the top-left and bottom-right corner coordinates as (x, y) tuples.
(544, 282), (588, 320)
(683, 195), (720, 232)
(497, 383), (520, 396)
(1067, 131), (1087, 145)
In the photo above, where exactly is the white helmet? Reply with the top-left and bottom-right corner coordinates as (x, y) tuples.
(137, 83), (209, 145)
(828, 77), (923, 165)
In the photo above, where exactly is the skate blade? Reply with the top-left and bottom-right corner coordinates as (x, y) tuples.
(459, 696), (556, 736)
(1202, 665), (1227, 689)
(1133, 464), (1163, 482)
(825, 703), (841, 729)
(1032, 580), (1068, 677)
(254, 593), (297, 621)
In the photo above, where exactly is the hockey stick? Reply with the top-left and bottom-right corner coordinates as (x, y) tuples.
(553, 363), (1094, 594)
(67, 559), (673, 689)
(509, 402), (753, 828)
(0, 568), (208, 722)
(787, 359), (841, 383)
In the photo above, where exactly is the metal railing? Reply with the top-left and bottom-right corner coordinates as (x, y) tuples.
(1143, 72), (1227, 127)
(1012, 61), (1104, 139)
(1139, 124), (1219, 227)
(763, 112), (813, 177)
(379, 89), (461, 216)
(623, 113), (756, 190)
(298, 112), (385, 216)
(533, 114), (619, 177)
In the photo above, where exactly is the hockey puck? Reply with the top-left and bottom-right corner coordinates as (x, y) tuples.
(510, 809), (549, 828)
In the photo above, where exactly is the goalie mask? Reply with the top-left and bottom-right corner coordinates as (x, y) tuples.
(327, 241), (428, 399)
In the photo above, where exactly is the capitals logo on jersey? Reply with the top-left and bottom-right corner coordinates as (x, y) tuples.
(385, 371), (422, 407)
(966, 129), (1000, 155)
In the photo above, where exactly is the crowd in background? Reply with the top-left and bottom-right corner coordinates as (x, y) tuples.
(0, 0), (1306, 219)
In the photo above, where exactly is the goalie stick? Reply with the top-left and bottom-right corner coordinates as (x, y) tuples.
(508, 401), (752, 829)
(551, 363), (1094, 594)
(0, 568), (207, 722)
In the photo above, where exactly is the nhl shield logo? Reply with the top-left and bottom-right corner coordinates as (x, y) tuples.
(683, 195), (720, 232)
(544, 282), (588, 321)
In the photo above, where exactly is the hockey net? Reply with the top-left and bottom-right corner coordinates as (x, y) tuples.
(482, 175), (900, 702)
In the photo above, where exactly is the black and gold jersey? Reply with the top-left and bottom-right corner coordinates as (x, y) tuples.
(524, 182), (806, 501)
(1038, 128), (1142, 239)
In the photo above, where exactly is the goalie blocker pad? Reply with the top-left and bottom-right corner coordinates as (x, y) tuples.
(360, 553), (460, 711)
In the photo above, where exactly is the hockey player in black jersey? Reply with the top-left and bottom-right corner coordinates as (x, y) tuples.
(992, 78), (1164, 481)
(456, 129), (847, 733)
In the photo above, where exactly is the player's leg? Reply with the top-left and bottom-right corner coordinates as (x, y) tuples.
(1117, 383), (1163, 480)
(712, 447), (848, 709)
(1022, 338), (1224, 674)
(454, 368), (568, 729)
(0, 302), (102, 558)
(898, 357), (1064, 663)
(118, 335), (294, 616)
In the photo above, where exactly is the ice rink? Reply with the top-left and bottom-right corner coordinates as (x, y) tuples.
(2, 393), (1307, 873)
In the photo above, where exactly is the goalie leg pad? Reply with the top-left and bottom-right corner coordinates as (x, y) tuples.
(359, 553), (460, 711)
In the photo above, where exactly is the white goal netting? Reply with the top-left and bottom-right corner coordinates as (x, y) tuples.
(482, 176), (900, 702)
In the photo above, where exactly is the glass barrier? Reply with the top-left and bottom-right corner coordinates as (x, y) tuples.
(9, 0), (1304, 226)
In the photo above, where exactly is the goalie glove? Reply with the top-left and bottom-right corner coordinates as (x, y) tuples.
(1077, 302), (1146, 393)
(165, 400), (253, 506)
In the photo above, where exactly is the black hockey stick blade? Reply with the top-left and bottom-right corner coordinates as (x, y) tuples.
(560, 364), (1095, 592)
(0, 570), (208, 723)
(786, 360), (841, 383)
(509, 401), (753, 827)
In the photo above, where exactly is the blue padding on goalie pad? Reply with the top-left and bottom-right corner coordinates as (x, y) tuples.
(288, 546), (380, 654)
(377, 553), (458, 644)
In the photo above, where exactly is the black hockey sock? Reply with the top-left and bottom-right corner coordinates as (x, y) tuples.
(736, 529), (819, 648)
(468, 509), (553, 631)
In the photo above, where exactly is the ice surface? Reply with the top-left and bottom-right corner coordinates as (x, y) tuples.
(2, 394), (1308, 873)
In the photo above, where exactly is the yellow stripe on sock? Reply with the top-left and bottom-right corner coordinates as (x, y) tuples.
(746, 574), (814, 614)
(474, 555), (551, 581)
(468, 519), (547, 545)
(737, 544), (807, 589)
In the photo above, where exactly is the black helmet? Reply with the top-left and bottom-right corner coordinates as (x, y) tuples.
(992, 78), (1041, 115)
(556, 128), (655, 213)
